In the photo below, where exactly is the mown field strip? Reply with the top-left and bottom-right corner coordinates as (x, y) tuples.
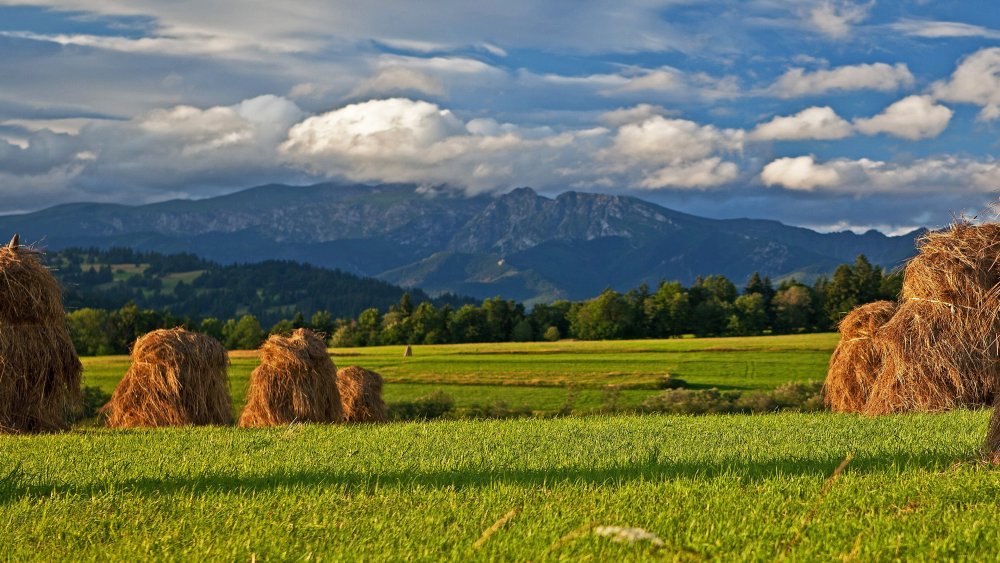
(1, 411), (998, 560)
(79, 333), (840, 413)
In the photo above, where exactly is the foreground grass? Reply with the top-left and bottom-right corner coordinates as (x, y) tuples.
(80, 334), (838, 414)
(2, 411), (999, 560)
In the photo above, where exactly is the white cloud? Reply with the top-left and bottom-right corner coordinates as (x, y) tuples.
(853, 95), (952, 140)
(280, 99), (746, 192)
(750, 106), (853, 140)
(771, 63), (914, 97)
(932, 48), (1000, 120)
(348, 67), (446, 99)
(808, 1), (872, 39)
(761, 155), (844, 190)
(604, 115), (744, 189)
(636, 157), (740, 189)
(889, 19), (1000, 40)
(279, 98), (609, 192)
(762, 154), (1000, 194)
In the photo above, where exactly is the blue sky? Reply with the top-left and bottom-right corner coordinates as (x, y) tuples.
(2, 1), (1000, 233)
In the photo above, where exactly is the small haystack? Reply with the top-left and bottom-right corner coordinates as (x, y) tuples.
(824, 300), (896, 413)
(103, 328), (232, 428)
(239, 328), (342, 427)
(404, 345), (413, 357)
(337, 366), (388, 423)
(0, 234), (82, 433)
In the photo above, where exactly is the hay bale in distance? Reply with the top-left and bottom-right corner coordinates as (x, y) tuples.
(0, 235), (82, 433)
(239, 328), (342, 427)
(824, 300), (896, 413)
(104, 328), (232, 428)
(337, 366), (388, 423)
(404, 345), (412, 357)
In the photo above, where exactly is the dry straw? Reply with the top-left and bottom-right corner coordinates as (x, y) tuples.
(337, 366), (388, 423)
(824, 300), (896, 413)
(862, 222), (1000, 415)
(0, 235), (82, 433)
(103, 328), (232, 428)
(239, 328), (342, 427)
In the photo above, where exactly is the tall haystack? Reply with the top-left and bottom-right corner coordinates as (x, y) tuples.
(824, 300), (896, 413)
(0, 234), (82, 433)
(104, 328), (232, 428)
(239, 328), (342, 427)
(337, 366), (388, 423)
(862, 222), (1000, 416)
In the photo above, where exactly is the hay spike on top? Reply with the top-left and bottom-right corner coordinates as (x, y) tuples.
(8, 233), (18, 249)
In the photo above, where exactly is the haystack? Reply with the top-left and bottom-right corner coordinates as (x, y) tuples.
(239, 328), (342, 427)
(0, 234), (83, 433)
(862, 222), (1000, 415)
(824, 300), (896, 413)
(103, 328), (232, 428)
(337, 366), (388, 423)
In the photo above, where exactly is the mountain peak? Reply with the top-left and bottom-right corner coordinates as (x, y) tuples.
(0, 181), (920, 303)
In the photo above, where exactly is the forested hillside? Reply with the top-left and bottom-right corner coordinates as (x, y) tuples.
(49, 247), (471, 326)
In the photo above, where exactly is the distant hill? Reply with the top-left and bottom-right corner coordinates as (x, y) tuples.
(2, 182), (922, 303)
(48, 247), (472, 326)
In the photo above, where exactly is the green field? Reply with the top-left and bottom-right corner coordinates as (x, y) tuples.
(2, 411), (998, 560)
(4, 334), (999, 559)
(80, 333), (839, 414)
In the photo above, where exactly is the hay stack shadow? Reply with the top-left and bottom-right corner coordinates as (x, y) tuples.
(239, 328), (342, 427)
(0, 234), (82, 433)
(103, 328), (232, 428)
(337, 366), (388, 423)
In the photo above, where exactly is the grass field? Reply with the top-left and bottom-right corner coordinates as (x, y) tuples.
(80, 333), (839, 414)
(2, 411), (998, 560)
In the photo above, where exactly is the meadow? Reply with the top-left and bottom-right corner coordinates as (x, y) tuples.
(79, 333), (839, 414)
(2, 411), (998, 560)
(4, 333), (1000, 559)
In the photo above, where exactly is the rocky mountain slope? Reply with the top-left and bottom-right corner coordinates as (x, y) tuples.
(0, 182), (921, 302)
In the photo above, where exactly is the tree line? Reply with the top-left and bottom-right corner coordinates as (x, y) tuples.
(66, 255), (900, 355)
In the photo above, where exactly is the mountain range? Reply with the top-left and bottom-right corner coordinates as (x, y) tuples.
(0, 183), (922, 303)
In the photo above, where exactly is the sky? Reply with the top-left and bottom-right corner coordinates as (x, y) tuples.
(2, 1), (1000, 233)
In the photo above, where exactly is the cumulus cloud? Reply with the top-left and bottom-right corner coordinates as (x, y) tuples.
(931, 48), (1000, 121)
(761, 155), (844, 190)
(771, 63), (914, 98)
(280, 99), (745, 192)
(762, 154), (1000, 194)
(807, 1), (872, 38)
(853, 95), (953, 140)
(604, 115), (744, 189)
(750, 106), (853, 140)
(279, 98), (610, 192)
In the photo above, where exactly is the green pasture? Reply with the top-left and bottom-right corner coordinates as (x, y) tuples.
(79, 333), (838, 414)
(2, 411), (998, 560)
